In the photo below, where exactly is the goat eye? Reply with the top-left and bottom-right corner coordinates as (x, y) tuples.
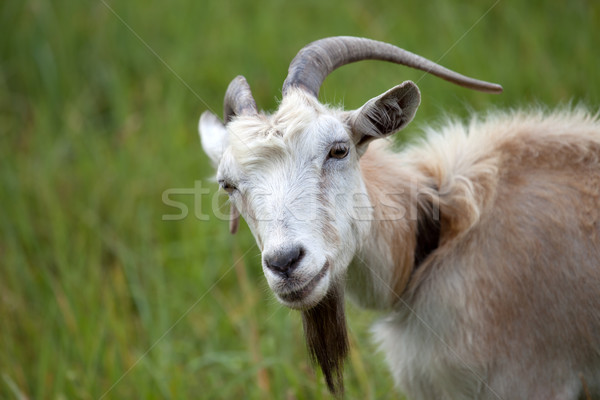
(218, 179), (237, 194)
(328, 144), (349, 159)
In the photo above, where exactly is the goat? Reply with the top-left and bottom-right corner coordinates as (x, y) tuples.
(198, 36), (600, 399)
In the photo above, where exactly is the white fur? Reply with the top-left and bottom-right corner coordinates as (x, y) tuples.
(201, 90), (372, 309)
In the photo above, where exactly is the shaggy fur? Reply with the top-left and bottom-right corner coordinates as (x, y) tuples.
(356, 108), (600, 399)
(301, 283), (348, 396)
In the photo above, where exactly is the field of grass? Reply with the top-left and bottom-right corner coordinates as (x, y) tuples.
(1, 0), (599, 398)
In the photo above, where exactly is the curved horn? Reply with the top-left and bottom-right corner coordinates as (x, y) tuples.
(223, 75), (257, 123)
(282, 36), (503, 97)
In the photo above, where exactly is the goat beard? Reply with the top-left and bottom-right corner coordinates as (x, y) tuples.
(300, 282), (349, 397)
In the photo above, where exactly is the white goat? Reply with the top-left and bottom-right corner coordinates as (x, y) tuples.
(198, 36), (600, 399)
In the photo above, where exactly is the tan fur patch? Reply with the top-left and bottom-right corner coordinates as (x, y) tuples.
(360, 108), (600, 302)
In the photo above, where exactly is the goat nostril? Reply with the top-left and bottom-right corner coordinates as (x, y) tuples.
(265, 246), (305, 277)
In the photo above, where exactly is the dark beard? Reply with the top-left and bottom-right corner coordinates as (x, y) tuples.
(300, 283), (349, 397)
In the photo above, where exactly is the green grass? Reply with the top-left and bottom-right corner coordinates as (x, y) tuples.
(1, 0), (599, 398)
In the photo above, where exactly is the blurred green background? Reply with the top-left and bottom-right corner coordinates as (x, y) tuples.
(1, 0), (598, 399)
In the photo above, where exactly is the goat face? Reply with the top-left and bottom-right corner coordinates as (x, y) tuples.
(199, 83), (420, 309)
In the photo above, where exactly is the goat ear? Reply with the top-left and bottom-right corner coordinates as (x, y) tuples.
(349, 81), (421, 145)
(199, 111), (228, 166)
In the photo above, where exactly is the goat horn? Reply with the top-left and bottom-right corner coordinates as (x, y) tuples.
(224, 75), (257, 123)
(282, 36), (503, 97)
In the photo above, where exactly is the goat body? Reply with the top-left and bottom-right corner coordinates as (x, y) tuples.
(198, 37), (600, 399)
(355, 110), (600, 399)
